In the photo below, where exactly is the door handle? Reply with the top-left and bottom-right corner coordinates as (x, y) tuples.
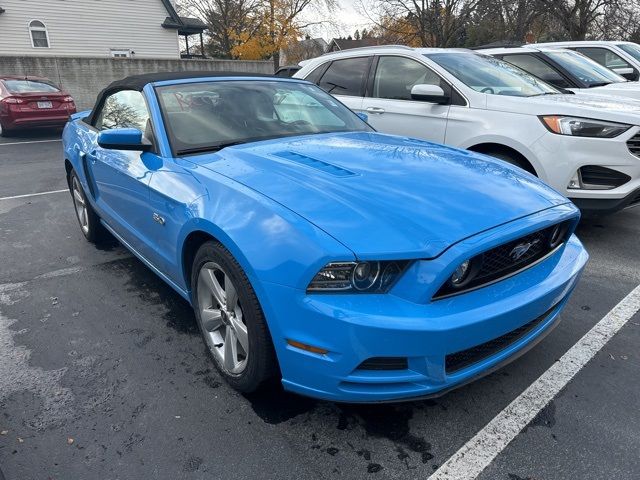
(366, 107), (386, 114)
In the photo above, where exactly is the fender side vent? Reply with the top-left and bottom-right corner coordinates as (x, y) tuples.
(273, 151), (355, 177)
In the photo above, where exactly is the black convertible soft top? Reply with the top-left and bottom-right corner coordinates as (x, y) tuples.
(86, 71), (274, 125)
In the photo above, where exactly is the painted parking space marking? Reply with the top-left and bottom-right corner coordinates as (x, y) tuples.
(429, 283), (640, 480)
(0, 139), (61, 147)
(0, 189), (67, 202)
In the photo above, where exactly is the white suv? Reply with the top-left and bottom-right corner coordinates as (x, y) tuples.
(532, 41), (640, 81)
(480, 46), (640, 101)
(294, 46), (640, 214)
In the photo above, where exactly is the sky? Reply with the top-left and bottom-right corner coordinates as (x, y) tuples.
(302, 0), (374, 40)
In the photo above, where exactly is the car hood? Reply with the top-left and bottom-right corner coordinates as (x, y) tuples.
(486, 92), (640, 124)
(575, 81), (640, 101)
(191, 132), (570, 259)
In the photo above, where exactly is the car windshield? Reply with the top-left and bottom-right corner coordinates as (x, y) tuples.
(3, 79), (60, 93)
(617, 43), (640, 62)
(425, 52), (559, 97)
(156, 80), (372, 155)
(544, 50), (626, 86)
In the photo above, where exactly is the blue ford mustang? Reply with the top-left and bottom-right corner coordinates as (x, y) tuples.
(63, 72), (588, 402)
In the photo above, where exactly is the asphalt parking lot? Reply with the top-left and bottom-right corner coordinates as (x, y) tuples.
(1, 131), (639, 480)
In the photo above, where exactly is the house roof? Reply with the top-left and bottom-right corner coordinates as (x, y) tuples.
(329, 38), (380, 50)
(159, 0), (207, 35)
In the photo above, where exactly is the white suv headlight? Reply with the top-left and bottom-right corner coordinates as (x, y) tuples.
(540, 115), (631, 138)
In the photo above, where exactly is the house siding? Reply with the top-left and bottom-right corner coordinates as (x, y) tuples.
(0, 0), (180, 58)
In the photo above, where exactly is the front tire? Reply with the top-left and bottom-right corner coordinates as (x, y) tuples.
(68, 170), (106, 243)
(191, 241), (277, 393)
(484, 150), (537, 176)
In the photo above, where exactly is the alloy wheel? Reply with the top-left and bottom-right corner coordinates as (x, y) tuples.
(72, 176), (89, 234)
(197, 262), (249, 374)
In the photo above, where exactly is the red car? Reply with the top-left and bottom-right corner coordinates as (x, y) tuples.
(0, 76), (76, 136)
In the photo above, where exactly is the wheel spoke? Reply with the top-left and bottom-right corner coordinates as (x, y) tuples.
(200, 308), (222, 332)
(73, 189), (84, 205)
(230, 314), (248, 353)
(224, 328), (238, 371)
(225, 274), (238, 310)
(202, 268), (226, 307)
(79, 207), (87, 226)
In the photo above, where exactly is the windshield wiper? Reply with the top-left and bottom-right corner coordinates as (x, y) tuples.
(326, 81), (347, 94)
(587, 82), (612, 88)
(530, 92), (562, 97)
(176, 141), (246, 156)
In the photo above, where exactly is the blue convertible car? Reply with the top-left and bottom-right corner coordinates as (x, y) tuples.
(63, 72), (588, 402)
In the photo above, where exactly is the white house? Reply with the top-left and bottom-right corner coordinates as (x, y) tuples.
(0, 0), (206, 59)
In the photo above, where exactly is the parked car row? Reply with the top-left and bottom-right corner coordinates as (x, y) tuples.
(0, 75), (76, 136)
(294, 44), (640, 215)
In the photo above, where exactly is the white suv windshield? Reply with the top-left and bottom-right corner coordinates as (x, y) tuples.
(617, 43), (640, 62)
(545, 50), (626, 86)
(425, 52), (559, 97)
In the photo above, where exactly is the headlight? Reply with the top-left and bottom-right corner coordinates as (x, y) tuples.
(307, 261), (410, 293)
(540, 115), (631, 138)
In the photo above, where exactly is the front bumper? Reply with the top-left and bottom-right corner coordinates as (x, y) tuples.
(570, 187), (640, 215)
(260, 207), (588, 403)
(529, 129), (640, 209)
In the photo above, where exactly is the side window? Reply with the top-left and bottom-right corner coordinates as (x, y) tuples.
(318, 57), (371, 96)
(373, 56), (443, 100)
(305, 63), (329, 84)
(575, 47), (631, 69)
(95, 90), (151, 136)
(501, 54), (572, 89)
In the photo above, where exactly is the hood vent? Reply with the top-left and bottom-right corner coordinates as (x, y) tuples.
(273, 151), (356, 177)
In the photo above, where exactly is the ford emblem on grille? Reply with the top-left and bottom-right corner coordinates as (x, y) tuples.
(509, 239), (540, 261)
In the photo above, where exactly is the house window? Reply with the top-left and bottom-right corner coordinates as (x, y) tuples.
(29, 20), (50, 48)
(110, 49), (132, 58)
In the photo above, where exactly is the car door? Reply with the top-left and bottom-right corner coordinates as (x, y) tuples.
(315, 56), (371, 114)
(361, 55), (450, 142)
(85, 90), (159, 254)
(574, 46), (639, 80)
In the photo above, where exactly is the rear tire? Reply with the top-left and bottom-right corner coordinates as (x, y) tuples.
(191, 240), (277, 393)
(68, 169), (107, 243)
(0, 122), (13, 137)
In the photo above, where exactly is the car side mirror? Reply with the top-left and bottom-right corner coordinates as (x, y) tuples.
(410, 84), (450, 104)
(612, 67), (637, 80)
(97, 128), (152, 151)
(356, 112), (369, 123)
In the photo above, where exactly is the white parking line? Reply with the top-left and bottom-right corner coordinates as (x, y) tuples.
(429, 283), (640, 480)
(0, 189), (67, 202)
(0, 139), (61, 147)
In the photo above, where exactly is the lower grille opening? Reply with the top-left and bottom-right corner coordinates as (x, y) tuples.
(579, 165), (631, 189)
(445, 305), (557, 374)
(357, 357), (408, 371)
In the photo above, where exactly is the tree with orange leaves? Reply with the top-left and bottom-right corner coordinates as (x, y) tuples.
(231, 0), (334, 70)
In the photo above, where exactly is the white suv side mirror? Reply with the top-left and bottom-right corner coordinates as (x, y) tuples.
(410, 84), (450, 104)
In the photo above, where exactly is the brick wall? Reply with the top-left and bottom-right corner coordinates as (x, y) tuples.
(0, 56), (274, 109)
